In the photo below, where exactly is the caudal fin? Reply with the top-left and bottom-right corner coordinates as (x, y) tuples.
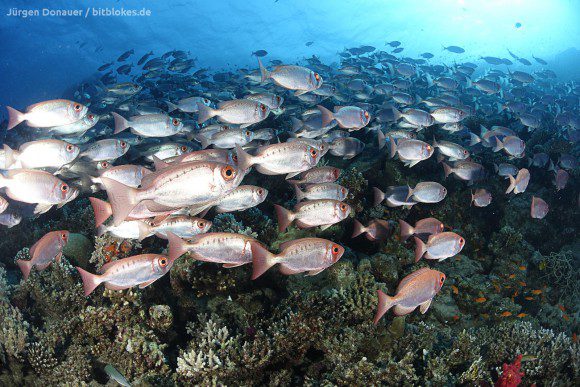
(165, 100), (180, 112)
(16, 259), (33, 281)
(388, 136), (397, 158)
(257, 58), (270, 83)
(166, 231), (190, 261)
(492, 137), (504, 152)
(196, 102), (217, 124)
(377, 129), (386, 149)
(6, 106), (25, 130)
(100, 177), (139, 226)
(2, 144), (18, 168)
(76, 266), (103, 296)
(468, 132), (481, 146)
(351, 219), (365, 238)
(274, 204), (295, 232)
(505, 174), (516, 194)
(250, 241), (276, 280)
(290, 117), (303, 133)
(442, 162), (453, 178)
(398, 219), (414, 242)
(317, 105), (335, 127)
(374, 289), (397, 324)
(88, 197), (113, 228)
(235, 145), (254, 171)
(414, 236), (427, 262)
(111, 112), (129, 134)
(292, 183), (305, 201)
(373, 187), (385, 206)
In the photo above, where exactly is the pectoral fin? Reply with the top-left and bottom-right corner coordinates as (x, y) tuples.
(419, 299), (432, 314)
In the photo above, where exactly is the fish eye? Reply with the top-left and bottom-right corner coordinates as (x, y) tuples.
(333, 169), (340, 178)
(180, 145), (188, 152)
(198, 221), (205, 229)
(159, 257), (168, 267)
(364, 111), (369, 119)
(61, 233), (67, 240)
(221, 165), (236, 181)
(203, 98), (209, 104)
(257, 188), (264, 195)
(231, 154), (238, 162)
(172, 118), (180, 126)
(310, 148), (317, 158)
(332, 244), (340, 255)
(61, 184), (69, 192)
(314, 73), (320, 81)
(440, 275), (445, 283)
(463, 150), (468, 155)
(459, 237), (465, 245)
(276, 96), (281, 103)
(120, 141), (127, 148)
(88, 114), (94, 120)
(440, 224), (444, 230)
(74, 103), (82, 111)
(341, 187), (347, 194)
(245, 130), (251, 137)
(100, 161), (109, 168)
(340, 203), (347, 212)
(260, 104), (267, 112)
(66, 144), (75, 152)
(426, 145), (432, 151)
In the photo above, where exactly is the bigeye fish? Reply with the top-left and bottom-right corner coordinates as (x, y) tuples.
(317, 105), (370, 130)
(329, 137), (365, 159)
(235, 142), (322, 179)
(398, 217), (444, 242)
(389, 138), (434, 167)
(214, 185), (268, 213)
(3, 140), (80, 169)
(406, 182), (447, 203)
(95, 164), (151, 188)
(432, 138), (469, 161)
(250, 237), (344, 279)
(293, 182), (348, 202)
(16, 230), (69, 280)
(493, 136), (525, 158)
(198, 128), (254, 149)
(76, 254), (174, 296)
(80, 139), (130, 161)
(414, 232), (465, 262)
(197, 99), (270, 128)
(471, 189), (492, 207)
(287, 166), (341, 185)
(373, 186), (418, 208)
(505, 168), (530, 194)
(258, 58), (323, 96)
(443, 161), (485, 182)
(0, 169), (77, 206)
(47, 112), (99, 135)
(166, 96), (211, 113)
(351, 219), (393, 241)
(166, 231), (263, 268)
(244, 93), (284, 109)
(531, 196), (549, 219)
(7, 99), (88, 130)
(430, 107), (467, 123)
(147, 216), (211, 239)
(274, 199), (351, 232)
(112, 112), (183, 137)
(374, 267), (445, 323)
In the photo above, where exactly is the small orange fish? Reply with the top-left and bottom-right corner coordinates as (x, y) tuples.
(513, 290), (519, 297)
(558, 304), (566, 312)
(508, 274), (516, 279)
(501, 311), (512, 317)
(524, 296), (534, 301)
(504, 285), (512, 289)
(451, 285), (459, 295)
(563, 314), (570, 321)
(493, 283), (501, 293)
(519, 266), (526, 271)
(481, 313), (489, 319)
(573, 333), (577, 343)
(452, 315), (460, 321)
(531, 289), (542, 295)
(474, 297), (486, 303)
(517, 313), (528, 318)
(518, 281), (526, 287)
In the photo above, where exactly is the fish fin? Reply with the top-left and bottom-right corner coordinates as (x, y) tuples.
(393, 305), (417, 316)
(76, 266), (103, 296)
(294, 90), (308, 96)
(196, 102), (216, 124)
(377, 129), (386, 149)
(136, 221), (152, 242)
(316, 105), (334, 127)
(235, 145), (254, 171)
(319, 224), (333, 231)
(35, 261), (52, 271)
(16, 259), (33, 281)
(55, 252), (62, 264)
(223, 262), (245, 268)
(285, 171), (301, 179)
(139, 278), (158, 289)
(492, 137), (504, 152)
(33, 203), (53, 215)
(505, 175), (516, 194)
(442, 162), (453, 178)
(239, 123), (250, 129)
(2, 144), (17, 168)
(152, 155), (169, 171)
(470, 190), (474, 206)
(306, 268), (325, 276)
(292, 183), (305, 201)
(372, 187), (385, 206)
(406, 160), (420, 168)
(279, 265), (302, 275)
(374, 289), (396, 324)
(88, 197), (113, 228)
(392, 108), (402, 120)
(274, 204), (295, 232)
(166, 231), (189, 261)
(468, 132), (481, 146)
(165, 100), (179, 112)
(414, 236), (426, 262)
(290, 117), (303, 132)
(351, 219), (365, 238)
(405, 185), (414, 201)
(419, 299), (432, 314)
(398, 219), (413, 242)
(111, 112), (129, 134)
(100, 177), (139, 226)
(250, 241), (276, 280)
(388, 136), (397, 158)
(6, 106), (25, 130)
(257, 57), (270, 82)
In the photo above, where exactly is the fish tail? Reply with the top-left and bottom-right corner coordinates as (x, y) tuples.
(136, 221), (152, 242)
(388, 136), (397, 158)
(196, 102), (216, 124)
(100, 177), (139, 226)
(235, 145), (254, 171)
(2, 144), (17, 169)
(470, 190), (475, 206)
(257, 57), (270, 82)
(152, 155), (170, 171)
(250, 241), (276, 280)
(351, 219), (365, 238)
(16, 259), (33, 281)
(292, 183), (305, 201)
(88, 197), (113, 228)
(76, 266), (103, 296)
(372, 187), (385, 206)
(405, 185), (414, 201)
(166, 231), (189, 261)
(392, 108), (402, 120)
(442, 162), (453, 178)
(165, 100), (179, 112)
(398, 219), (414, 242)
(377, 129), (386, 149)
(492, 137), (504, 152)
(111, 112), (129, 134)
(316, 105), (334, 127)
(414, 236), (427, 262)
(96, 225), (107, 237)
(274, 204), (295, 232)
(6, 106), (25, 130)
(506, 175), (516, 194)
(374, 289), (396, 324)
(290, 117), (303, 133)
(469, 132), (481, 146)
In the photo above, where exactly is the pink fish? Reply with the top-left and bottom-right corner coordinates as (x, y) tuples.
(471, 189), (492, 207)
(166, 232), (262, 268)
(274, 199), (351, 232)
(506, 168), (530, 194)
(530, 196), (549, 219)
(554, 169), (569, 191)
(76, 254), (174, 296)
(17, 230), (69, 280)
(414, 232), (464, 262)
(374, 267), (445, 323)
(251, 238), (344, 279)
(286, 166), (341, 185)
(351, 219), (393, 241)
(398, 218), (444, 242)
